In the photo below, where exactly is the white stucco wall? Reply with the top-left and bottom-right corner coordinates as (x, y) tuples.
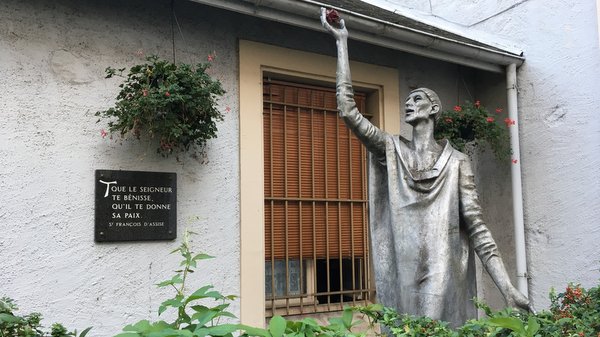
(0, 1), (240, 336)
(368, 0), (600, 310)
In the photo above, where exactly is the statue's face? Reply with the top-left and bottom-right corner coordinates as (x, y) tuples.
(405, 91), (438, 125)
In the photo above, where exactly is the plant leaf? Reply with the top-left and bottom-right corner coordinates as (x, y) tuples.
(206, 324), (240, 336)
(268, 316), (287, 337)
(78, 326), (93, 337)
(157, 274), (184, 288)
(192, 253), (214, 261)
(238, 324), (271, 337)
(526, 316), (540, 337)
(114, 333), (140, 337)
(191, 309), (220, 326)
(123, 320), (152, 332)
(0, 313), (22, 323)
(341, 307), (353, 329)
(487, 317), (525, 334)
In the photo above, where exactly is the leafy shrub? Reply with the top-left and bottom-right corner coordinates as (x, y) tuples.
(7, 235), (596, 337)
(0, 298), (90, 337)
(114, 231), (238, 337)
(114, 231), (364, 337)
(354, 282), (600, 337)
(96, 55), (225, 157)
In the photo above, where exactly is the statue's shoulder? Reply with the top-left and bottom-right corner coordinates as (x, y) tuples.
(442, 140), (470, 163)
(390, 135), (411, 154)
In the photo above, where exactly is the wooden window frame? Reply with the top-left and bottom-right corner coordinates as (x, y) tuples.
(239, 40), (400, 326)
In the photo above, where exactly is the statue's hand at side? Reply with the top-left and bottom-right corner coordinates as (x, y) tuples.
(505, 285), (537, 314)
(484, 256), (536, 314)
(320, 8), (348, 41)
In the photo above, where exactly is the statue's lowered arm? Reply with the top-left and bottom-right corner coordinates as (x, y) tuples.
(320, 8), (386, 161)
(459, 159), (535, 313)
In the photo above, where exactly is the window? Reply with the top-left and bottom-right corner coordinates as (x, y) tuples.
(263, 80), (372, 316)
(239, 40), (399, 326)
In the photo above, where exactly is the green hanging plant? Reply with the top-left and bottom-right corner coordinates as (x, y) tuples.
(435, 100), (513, 161)
(96, 55), (225, 157)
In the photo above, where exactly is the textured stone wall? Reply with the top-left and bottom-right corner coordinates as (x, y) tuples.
(0, 1), (240, 336)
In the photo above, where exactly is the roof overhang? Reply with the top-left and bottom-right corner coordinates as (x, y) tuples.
(190, 0), (525, 73)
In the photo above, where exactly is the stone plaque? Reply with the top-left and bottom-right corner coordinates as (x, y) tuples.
(95, 169), (176, 242)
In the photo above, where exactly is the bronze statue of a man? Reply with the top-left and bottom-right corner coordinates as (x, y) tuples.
(320, 9), (531, 326)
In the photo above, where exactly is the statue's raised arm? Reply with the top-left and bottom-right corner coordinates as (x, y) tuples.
(320, 8), (387, 161)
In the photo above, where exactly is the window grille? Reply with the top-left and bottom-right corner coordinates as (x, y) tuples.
(263, 79), (373, 316)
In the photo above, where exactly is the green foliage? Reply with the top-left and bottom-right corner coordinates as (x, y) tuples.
(240, 307), (364, 337)
(6, 236), (598, 337)
(0, 298), (91, 337)
(435, 101), (512, 161)
(114, 231), (238, 337)
(357, 304), (456, 337)
(96, 55), (225, 157)
(355, 283), (600, 337)
(115, 230), (367, 337)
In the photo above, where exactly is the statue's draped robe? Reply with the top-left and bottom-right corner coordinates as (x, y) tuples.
(369, 136), (501, 326)
(337, 81), (500, 326)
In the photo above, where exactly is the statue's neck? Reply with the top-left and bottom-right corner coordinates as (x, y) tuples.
(410, 120), (438, 153)
(402, 120), (443, 173)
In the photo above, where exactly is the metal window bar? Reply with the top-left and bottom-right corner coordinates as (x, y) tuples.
(263, 79), (373, 317)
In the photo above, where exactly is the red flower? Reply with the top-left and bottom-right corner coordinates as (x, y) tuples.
(100, 129), (108, 138)
(142, 89), (148, 97)
(453, 105), (462, 112)
(578, 332), (584, 337)
(444, 117), (453, 123)
(486, 117), (494, 123)
(474, 100), (481, 108)
(512, 159), (518, 164)
(207, 50), (217, 62)
(504, 118), (515, 126)
(325, 8), (341, 24)
(495, 107), (503, 113)
(165, 91), (171, 97)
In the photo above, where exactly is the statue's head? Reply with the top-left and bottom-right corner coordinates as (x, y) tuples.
(405, 88), (441, 125)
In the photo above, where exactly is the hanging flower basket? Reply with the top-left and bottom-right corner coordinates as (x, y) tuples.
(96, 55), (225, 157)
(435, 101), (512, 160)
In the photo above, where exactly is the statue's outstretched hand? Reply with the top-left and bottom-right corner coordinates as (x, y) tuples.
(320, 8), (348, 40)
(505, 286), (537, 314)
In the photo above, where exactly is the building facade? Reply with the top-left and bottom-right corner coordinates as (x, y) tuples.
(1, 0), (598, 336)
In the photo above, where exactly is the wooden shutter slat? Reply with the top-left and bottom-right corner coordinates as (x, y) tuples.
(264, 81), (368, 260)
